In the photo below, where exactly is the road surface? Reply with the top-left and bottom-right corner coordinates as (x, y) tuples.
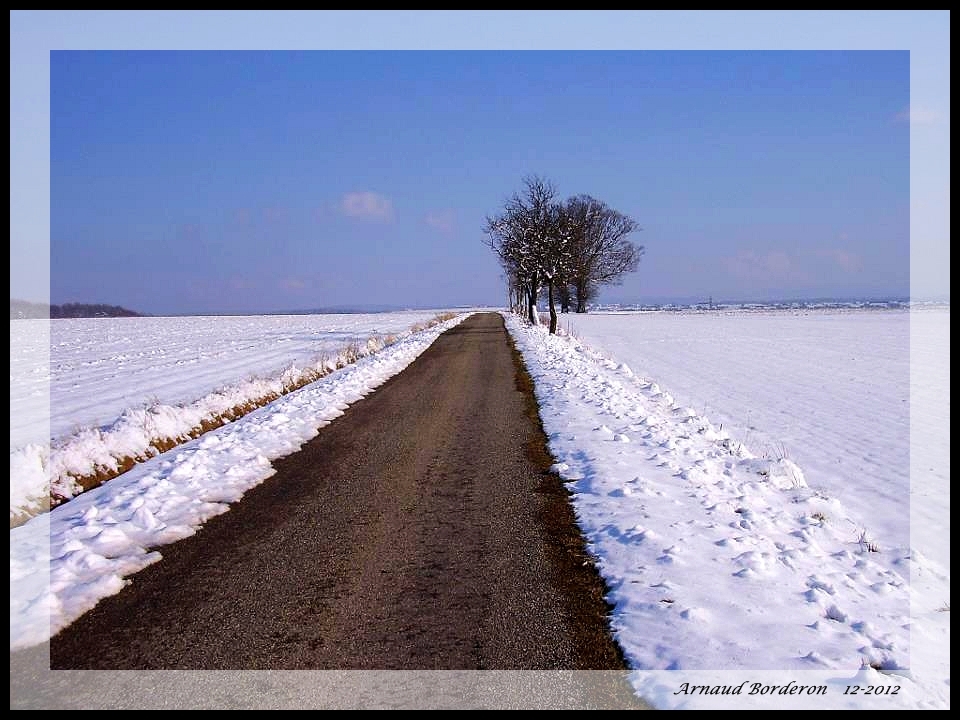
(14, 312), (650, 709)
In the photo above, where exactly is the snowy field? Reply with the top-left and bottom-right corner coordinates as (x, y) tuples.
(9, 310), (473, 646)
(10, 310), (455, 522)
(9, 304), (950, 709)
(508, 304), (949, 709)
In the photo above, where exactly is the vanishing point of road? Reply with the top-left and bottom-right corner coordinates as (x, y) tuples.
(14, 312), (651, 709)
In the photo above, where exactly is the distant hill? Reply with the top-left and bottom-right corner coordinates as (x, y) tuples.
(10, 299), (146, 319)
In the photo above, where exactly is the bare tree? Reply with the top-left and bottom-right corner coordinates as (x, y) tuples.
(484, 175), (570, 332)
(517, 176), (568, 333)
(564, 195), (643, 312)
(483, 202), (541, 324)
(484, 178), (642, 332)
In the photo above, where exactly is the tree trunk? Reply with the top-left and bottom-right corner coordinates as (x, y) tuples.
(547, 280), (558, 335)
(527, 282), (539, 325)
(575, 279), (590, 313)
(559, 284), (570, 314)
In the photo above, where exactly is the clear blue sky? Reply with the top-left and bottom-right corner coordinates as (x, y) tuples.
(13, 12), (950, 315)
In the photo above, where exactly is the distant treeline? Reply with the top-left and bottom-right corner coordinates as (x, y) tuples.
(10, 299), (145, 319)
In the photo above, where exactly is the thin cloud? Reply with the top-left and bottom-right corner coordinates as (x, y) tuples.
(894, 106), (943, 125)
(722, 250), (794, 279)
(424, 209), (456, 235)
(341, 192), (394, 222)
(817, 248), (862, 272)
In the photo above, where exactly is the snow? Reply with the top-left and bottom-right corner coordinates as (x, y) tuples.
(10, 310), (458, 522)
(507, 304), (949, 709)
(9, 304), (950, 709)
(10, 310), (473, 647)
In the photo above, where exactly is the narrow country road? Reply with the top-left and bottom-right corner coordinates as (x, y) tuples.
(14, 312), (650, 709)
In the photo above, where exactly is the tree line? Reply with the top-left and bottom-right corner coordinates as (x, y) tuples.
(10, 299), (144, 319)
(483, 175), (644, 334)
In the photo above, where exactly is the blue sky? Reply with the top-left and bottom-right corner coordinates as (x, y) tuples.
(13, 12), (950, 315)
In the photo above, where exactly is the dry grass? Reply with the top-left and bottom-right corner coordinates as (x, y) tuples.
(410, 311), (457, 333)
(46, 312), (460, 512)
(857, 528), (881, 553)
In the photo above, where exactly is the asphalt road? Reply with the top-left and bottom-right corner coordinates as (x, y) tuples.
(13, 312), (651, 709)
